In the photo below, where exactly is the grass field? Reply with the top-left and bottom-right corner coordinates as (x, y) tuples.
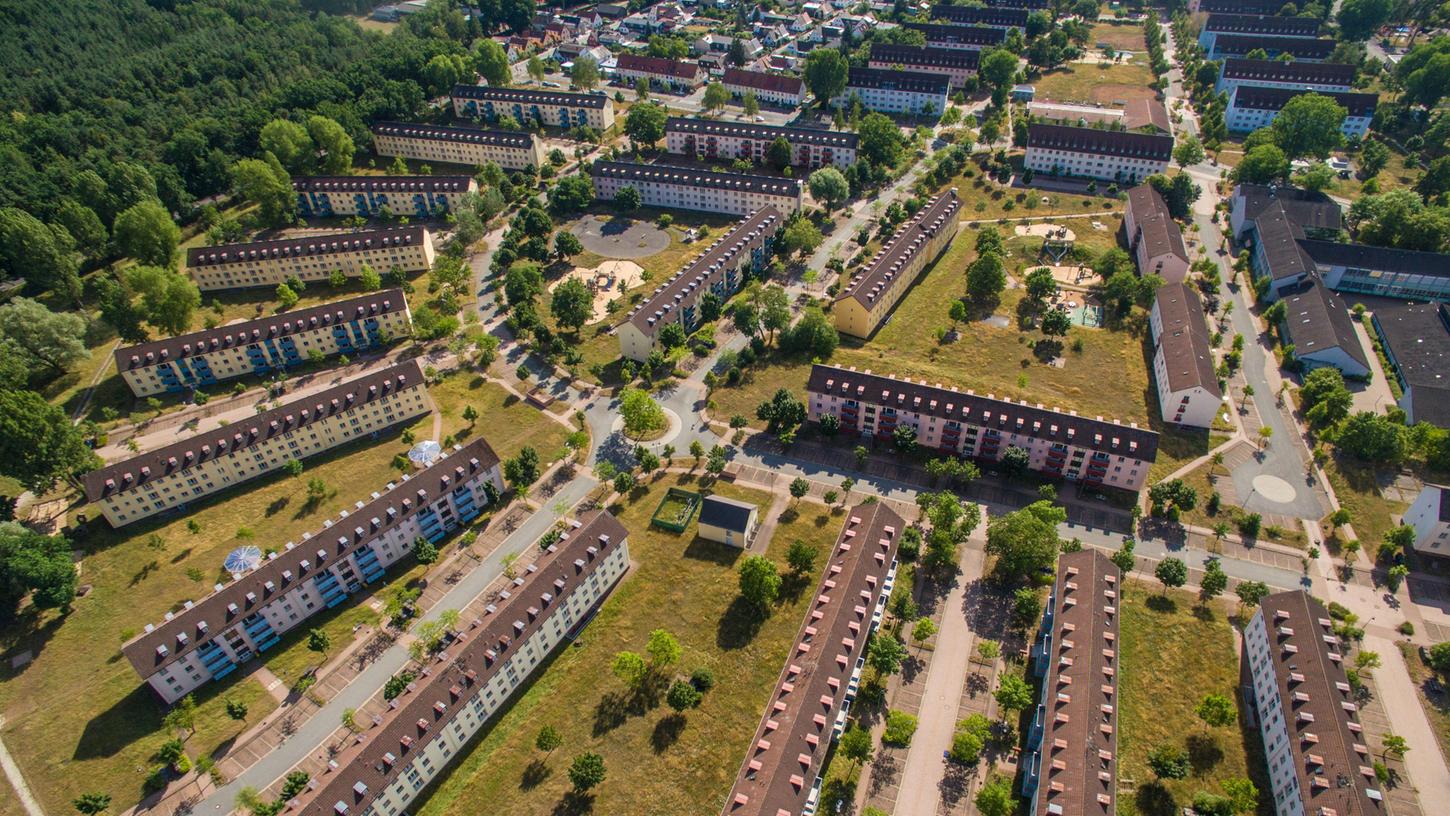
(414, 475), (843, 816)
(1033, 61), (1158, 106)
(941, 173), (1118, 223)
(1396, 642), (1450, 765)
(1117, 584), (1270, 816)
(425, 371), (572, 461)
(1324, 458), (1409, 555)
(1090, 22), (1148, 52)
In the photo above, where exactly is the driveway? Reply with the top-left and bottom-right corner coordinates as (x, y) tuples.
(1366, 636), (1450, 807)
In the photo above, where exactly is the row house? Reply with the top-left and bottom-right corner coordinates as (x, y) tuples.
(186, 226), (434, 293)
(84, 362), (430, 528)
(722, 504), (901, 816)
(931, 4), (1028, 29)
(615, 53), (705, 91)
(664, 117), (857, 170)
(833, 189), (961, 338)
(1402, 483), (1450, 562)
(370, 122), (545, 171)
(122, 439), (504, 703)
(1123, 184), (1189, 284)
(1243, 591), (1387, 816)
(1204, 33), (1336, 63)
(1226, 86), (1378, 138)
(115, 289), (411, 398)
(806, 364), (1159, 492)
(1023, 550), (1121, 816)
(1149, 283), (1222, 429)
(722, 67), (806, 108)
(1198, 13), (1321, 56)
(867, 43), (979, 89)
(1024, 123), (1173, 184)
(294, 176), (476, 219)
(1216, 58), (1355, 95)
(291, 511), (631, 816)
(450, 84), (615, 131)
(590, 161), (803, 216)
(618, 206), (782, 361)
(1369, 301), (1450, 428)
(902, 21), (1008, 50)
(835, 66), (950, 116)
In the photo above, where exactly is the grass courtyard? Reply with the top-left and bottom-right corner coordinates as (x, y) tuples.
(1032, 61), (1159, 107)
(414, 474), (843, 816)
(1323, 458), (1409, 556)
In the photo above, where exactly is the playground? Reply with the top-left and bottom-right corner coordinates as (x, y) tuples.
(1015, 222), (1077, 264)
(569, 214), (671, 259)
(548, 259), (645, 323)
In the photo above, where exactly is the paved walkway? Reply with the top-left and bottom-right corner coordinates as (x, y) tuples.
(1366, 636), (1450, 808)
(0, 717), (45, 816)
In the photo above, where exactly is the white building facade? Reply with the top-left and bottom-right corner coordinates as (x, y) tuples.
(834, 66), (950, 115)
(867, 43), (979, 89)
(1215, 58), (1355, 95)
(1024, 124), (1173, 184)
(1403, 484), (1450, 561)
(1225, 86), (1377, 138)
(1149, 283), (1222, 429)
(664, 117), (857, 170)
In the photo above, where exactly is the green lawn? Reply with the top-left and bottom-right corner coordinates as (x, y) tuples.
(425, 371), (572, 462)
(1324, 458), (1408, 555)
(414, 475), (843, 816)
(1396, 642), (1450, 765)
(1090, 21), (1148, 52)
(1032, 61), (1159, 106)
(946, 172), (1119, 223)
(1117, 584), (1271, 816)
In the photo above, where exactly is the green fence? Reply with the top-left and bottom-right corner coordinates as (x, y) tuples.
(650, 487), (702, 533)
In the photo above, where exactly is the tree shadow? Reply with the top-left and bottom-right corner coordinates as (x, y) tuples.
(265, 496), (289, 517)
(521, 758), (551, 790)
(1145, 594), (1177, 614)
(716, 596), (766, 650)
(779, 570), (813, 603)
(592, 690), (629, 736)
(1187, 733), (1224, 774)
(551, 791), (595, 816)
(130, 560), (161, 586)
(650, 713), (687, 753)
(1135, 782), (1177, 816)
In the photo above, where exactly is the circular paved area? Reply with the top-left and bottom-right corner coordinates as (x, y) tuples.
(569, 214), (670, 259)
(1251, 474), (1298, 504)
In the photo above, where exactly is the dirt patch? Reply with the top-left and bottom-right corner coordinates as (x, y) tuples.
(569, 214), (670, 259)
(1015, 223), (1077, 241)
(548, 259), (645, 323)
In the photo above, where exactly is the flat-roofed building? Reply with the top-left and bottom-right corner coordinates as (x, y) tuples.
(1226, 86), (1378, 138)
(1124, 184), (1189, 283)
(1243, 590), (1387, 816)
(371, 122), (545, 170)
(122, 438), (504, 702)
(1025, 123), (1173, 184)
(1309, 240), (1450, 302)
(1403, 484), (1450, 560)
(1370, 301), (1450, 427)
(721, 503), (901, 816)
(807, 365), (1159, 491)
(294, 176), (476, 219)
(931, 4), (1028, 28)
(1279, 280), (1371, 378)
(618, 207), (782, 361)
(902, 21), (1008, 50)
(84, 361), (430, 527)
(1150, 283), (1222, 428)
(290, 510), (631, 816)
(1199, 13), (1320, 55)
(722, 68), (805, 107)
(833, 190), (960, 338)
(1205, 33), (1336, 62)
(835, 66), (950, 115)
(1022, 550), (1121, 816)
(115, 290), (411, 398)
(591, 161), (803, 216)
(186, 226), (434, 292)
(616, 53), (705, 90)
(868, 43), (979, 89)
(1217, 58), (1355, 95)
(665, 117), (857, 170)
(450, 84), (615, 130)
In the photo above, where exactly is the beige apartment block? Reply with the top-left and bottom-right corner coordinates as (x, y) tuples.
(186, 226), (435, 293)
(370, 121), (545, 171)
(833, 189), (960, 339)
(591, 161), (803, 216)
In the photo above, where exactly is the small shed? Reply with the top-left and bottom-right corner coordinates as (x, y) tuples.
(1011, 84), (1036, 102)
(697, 495), (759, 548)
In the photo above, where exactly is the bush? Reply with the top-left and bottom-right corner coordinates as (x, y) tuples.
(690, 667), (716, 691)
(882, 710), (919, 746)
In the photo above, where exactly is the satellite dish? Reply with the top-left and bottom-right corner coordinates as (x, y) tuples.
(224, 546), (262, 575)
(408, 440), (443, 468)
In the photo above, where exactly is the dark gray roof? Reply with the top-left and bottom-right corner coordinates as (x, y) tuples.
(903, 21), (1008, 47)
(980, 0), (1046, 7)
(846, 65), (950, 95)
(591, 161), (802, 197)
(450, 83), (608, 109)
(370, 121), (538, 149)
(186, 226), (427, 268)
(1234, 184), (1342, 234)
(1197, 0), (1283, 11)
(722, 68), (805, 96)
(1300, 240), (1450, 278)
(699, 494), (757, 532)
(293, 176), (473, 194)
(1127, 184), (1187, 263)
(665, 117), (858, 149)
(617, 52), (701, 80)
(1281, 280), (1370, 370)
(1370, 302), (1450, 427)
(1027, 123), (1173, 161)
(1205, 13), (1320, 37)
(869, 43), (981, 71)
(1155, 282), (1221, 397)
(1230, 86), (1379, 119)
(1221, 58), (1354, 87)
(1251, 202), (1316, 281)
(931, 4), (1028, 26)
(1210, 34), (1336, 60)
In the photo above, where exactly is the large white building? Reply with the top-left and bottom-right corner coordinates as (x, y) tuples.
(1403, 483), (1450, 562)
(1024, 123), (1173, 184)
(618, 207), (782, 362)
(834, 66), (950, 116)
(291, 510), (630, 816)
(1204, 33), (1336, 63)
(1243, 590), (1387, 816)
(370, 122), (545, 171)
(722, 68), (805, 108)
(867, 43), (979, 89)
(807, 364), (1159, 492)
(901, 21), (1007, 50)
(1149, 283), (1222, 429)
(186, 226), (435, 293)
(833, 190), (961, 339)
(294, 176), (476, 219)
(121, 438), (505, 703)
(1216, 58), (1355, 95)
(664, 117), (858, 170)
(1226, 86), (1377, 138)
(590, 161), (803, 216)
(84, 361), (430, 527)
(450, 84), (615, 131)
(1124, 184), (1189, 284)
(1197, 12), (1320, 56)
(115, 290), (412, 398)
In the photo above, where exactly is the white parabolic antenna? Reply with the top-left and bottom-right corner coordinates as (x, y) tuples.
(408, 440), (444, 468)
(223, 545), (262, 575)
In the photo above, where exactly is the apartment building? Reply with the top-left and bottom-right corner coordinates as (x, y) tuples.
(591, 161), (803, 216)
(980, 0), (1046, 6)
(1205, 33), (1336, 62)
(186, 227), (434, 293)
(1022, 550), (1121, 816)
(1310, 241), (1450, 302)
(122, 439), (504, 703)
(1243, 590), (1387, 816)
(902, 21), (1007, 50)
(1216, 59), (1355, 95)
(1124, 184), (1189, 284)
(807, 365), (1159, 491)
(1024, 123), (1173, 184)
(1149, 283), (1222, 429)
(1402, 484), (1450, 561)
(931, 4), (1028, 29)
(1279, 281), (1371, 378)
(665, 117), (858, 170)
(84, 362), (430, 528)
(1226, 86), (1377, 138)
(370, 122), (544, 171)
(115, 290), (412, 398)
(450, 84), (615, 131)
(615, 53), (704, 91)
(867, 44), (979, 89)
(722, 68), (806, 108)
(293, 176), (475, 219)
(619, 207), (782, 361)
(1191, 0), (1283, 11)
(1369, 301), (1450, 427)
(833, 190), (961, 338)
(291, 511), (631, 816)
(1228, 184), (1342, 242)
(722, 503), (901, 816)
(835, 66), (950, 116)
(1199, 13), (1320, 56)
